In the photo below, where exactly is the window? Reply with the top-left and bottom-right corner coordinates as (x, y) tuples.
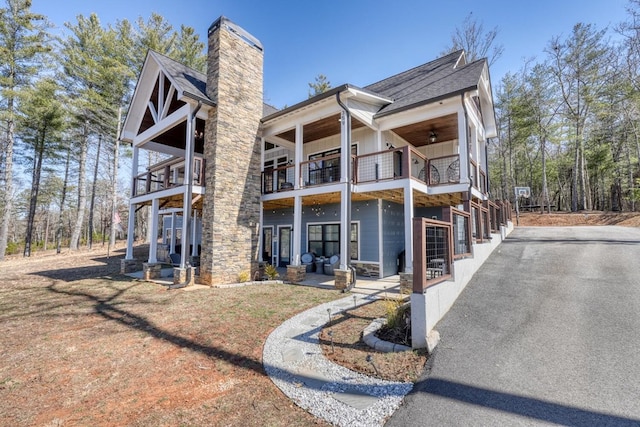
(263, 156), (289, 192)
(307, 223), (358, 260)
(307, 145), (358, 184)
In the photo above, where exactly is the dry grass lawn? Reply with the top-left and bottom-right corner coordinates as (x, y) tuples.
(0, 246), (342, 426)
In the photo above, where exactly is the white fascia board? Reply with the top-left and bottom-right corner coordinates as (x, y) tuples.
(132, 103), (190, 148)
(470, 186), (485, 200)
(140, 141), (185, 157)
(376, 97), (461, 131)
(266, 135), (296, 151)
(427, 182), (469, 195)
(353, 179), (408, 193)
(260, 183), (342, 202)
(130, 185), (205, 206)
(159, 207), (184, 215)
(263, 97), (340, 137)
(120, 130), (137, 144)
(122, 61), (161, 142)
(345, 98), (380, 130)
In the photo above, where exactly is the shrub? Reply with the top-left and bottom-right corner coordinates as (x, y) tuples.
(5, 241), (20, 255)
(237, 271), (250, 283)
(264, 263), (279, 280)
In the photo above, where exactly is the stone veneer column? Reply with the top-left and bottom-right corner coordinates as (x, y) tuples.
(200, 17), (263, 285)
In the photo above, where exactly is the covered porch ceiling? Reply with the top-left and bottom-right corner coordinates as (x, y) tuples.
(273, 112), (458, 148)
(262, 189), (465, 211)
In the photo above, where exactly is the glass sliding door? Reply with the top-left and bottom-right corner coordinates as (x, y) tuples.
(278, 226), (291, 267)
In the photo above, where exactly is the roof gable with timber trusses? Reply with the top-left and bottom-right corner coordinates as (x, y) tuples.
(120, 51), (212, 152)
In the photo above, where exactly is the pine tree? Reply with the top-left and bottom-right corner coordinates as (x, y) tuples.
(0, 0), (51, 259)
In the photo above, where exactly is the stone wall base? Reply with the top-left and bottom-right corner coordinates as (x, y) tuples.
(287, 265), (306, 283)
(121, 259), (138, 274)
(399, 272), (413, 295)
(142, 263), (162, 281)
(334, 269), (352, 291)
(173, 267), (196, 287)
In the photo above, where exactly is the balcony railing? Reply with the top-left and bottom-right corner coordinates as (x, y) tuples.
(133, 156), (205, 197)
(259, 146), (462, 194)
(262, 163), (296, 193)
(429, 154), (460, 185)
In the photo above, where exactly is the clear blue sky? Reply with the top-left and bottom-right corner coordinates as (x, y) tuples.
(34, 0), (630, 108)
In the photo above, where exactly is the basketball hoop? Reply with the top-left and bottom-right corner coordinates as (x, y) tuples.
(514, 186), (531, 226)
(515, 186), (531, 199)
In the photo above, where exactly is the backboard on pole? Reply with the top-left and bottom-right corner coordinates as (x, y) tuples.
(514, 186), (531, 199)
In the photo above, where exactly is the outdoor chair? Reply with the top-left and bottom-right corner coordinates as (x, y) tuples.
(169, 253), (181, 267)
(301, 252), (315, 272)
(323, 254), (340, 276)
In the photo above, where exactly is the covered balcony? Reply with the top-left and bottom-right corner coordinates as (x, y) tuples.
(133, 155), (206, 197)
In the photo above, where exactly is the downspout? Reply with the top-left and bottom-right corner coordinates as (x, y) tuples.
(485, 143), (491, 197)
(461, 93), (473, 201)
(170, 101), (202, 290)
(335, 92), (356, 292)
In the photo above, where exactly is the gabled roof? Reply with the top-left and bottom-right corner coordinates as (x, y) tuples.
(151, 51), (279, 117)
(149, 50), (214, 107)
(366, 50), (488, 117)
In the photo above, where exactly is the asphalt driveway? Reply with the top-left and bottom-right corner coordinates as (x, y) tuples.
(387, 226), (640, 426)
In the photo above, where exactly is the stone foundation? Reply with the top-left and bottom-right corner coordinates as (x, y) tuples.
(120, 259), (138, 274)
(287, 265), (306, 283)
(334, 269), (352, 291)
(399, 272), (413, 295)
(142, 263), (162, 281)
(353, 262), (380, 278)
(173, 267), (196, 287)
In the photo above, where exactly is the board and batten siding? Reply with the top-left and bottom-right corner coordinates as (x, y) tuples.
(262, 200), (379, 263)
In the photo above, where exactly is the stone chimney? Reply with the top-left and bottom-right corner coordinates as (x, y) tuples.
(200, 17), (263, 285)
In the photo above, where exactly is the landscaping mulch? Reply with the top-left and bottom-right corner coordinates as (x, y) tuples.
(318, 300), (428, 384)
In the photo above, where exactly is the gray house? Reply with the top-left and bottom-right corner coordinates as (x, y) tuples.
(120, 16), (500, 288)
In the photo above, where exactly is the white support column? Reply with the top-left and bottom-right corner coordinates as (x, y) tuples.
(292, 195), (302, 265)
(458, 104), (469, 183)
(377, 199), (384, 277)
(125, 203), (136, 259)
(294, 123), (303, 188)
(131, 146), (139, 190)
(170, 212), (177, 254)
(339, 109), (351, 270)
(180, 104), (196, 268)
(191, 210), (198, 257)
(148, 197), (159, 263)
(258, 203), (264, 262)
(339, 187), (350, 270)
(125, 146), (139, 260)
(403, 182), (414, 273)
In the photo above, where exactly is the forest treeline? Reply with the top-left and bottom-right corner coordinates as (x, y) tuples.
(1, 0), (639, 259)
(0, 0), (207, 259)
(490, 4), (640, 213)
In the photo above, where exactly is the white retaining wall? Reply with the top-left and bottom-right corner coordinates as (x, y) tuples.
(412, 221), (514, 349)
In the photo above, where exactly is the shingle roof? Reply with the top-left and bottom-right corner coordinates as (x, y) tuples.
(150, 51), (212, 106)
(150, 48), (486, 121)
(151, 50), (279, 115)
(365, 50), (487, 117)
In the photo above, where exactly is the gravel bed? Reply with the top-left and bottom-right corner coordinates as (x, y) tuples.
(263, 295), (413, 427)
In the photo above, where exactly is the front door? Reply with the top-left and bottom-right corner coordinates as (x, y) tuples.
(278, 226), (291, 267)
(262, 227), (273, 265)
